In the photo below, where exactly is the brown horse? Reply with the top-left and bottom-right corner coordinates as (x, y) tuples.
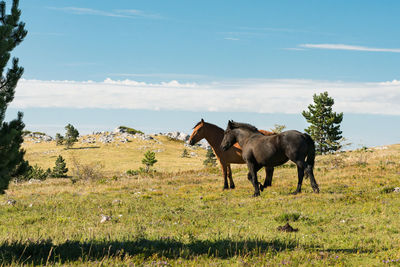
(188, 119), (274, 190)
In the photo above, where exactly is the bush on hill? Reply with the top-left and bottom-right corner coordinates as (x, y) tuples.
(118, 126), (144, 135)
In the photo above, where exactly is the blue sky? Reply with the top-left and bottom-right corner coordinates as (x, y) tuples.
(4, 0), (400, 147)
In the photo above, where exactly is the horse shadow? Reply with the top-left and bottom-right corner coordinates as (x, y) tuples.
(0, 237), (306, 264)
(1, 236), (381, 265)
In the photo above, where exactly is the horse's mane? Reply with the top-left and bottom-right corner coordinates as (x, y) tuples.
(230, 121), (259, 132)
(192, 121), (203, 129)
(193, 120), (223, 132)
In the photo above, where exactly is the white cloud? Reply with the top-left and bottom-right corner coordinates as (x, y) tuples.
(108, 73), (209, 79)
(224, 37), (240, 41)
(48, 7), (162, 19)
(300, 44), (400, 53)
(283, 48), (306, 51)
(11, 78), (400, 115)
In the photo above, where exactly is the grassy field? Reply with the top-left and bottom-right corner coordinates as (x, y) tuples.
(0, 138), (400, 266)
(21, 134), (207, 174)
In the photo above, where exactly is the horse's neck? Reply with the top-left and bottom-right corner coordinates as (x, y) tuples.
(203, 124), (224, 149)
(236, 129), (254, 148)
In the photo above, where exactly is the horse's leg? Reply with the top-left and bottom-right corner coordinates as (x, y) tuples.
(306, 165), (320, 193)
(260, 167), (274, 191)
(294, 161), (305, 194)
(247, 162), (261, 197)
(227, 164), (235, 189)
(220, 162), (229, 190)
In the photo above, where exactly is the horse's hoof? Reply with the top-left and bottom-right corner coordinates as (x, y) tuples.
(230, 185), (235, 189)
(253, 192), (260, 197)
(313, 187), (320, 193)
(223, 186), (229, 190)
(291, 191), (299, 195)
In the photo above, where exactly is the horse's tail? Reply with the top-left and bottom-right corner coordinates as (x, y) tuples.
(304, 133), (315, 178)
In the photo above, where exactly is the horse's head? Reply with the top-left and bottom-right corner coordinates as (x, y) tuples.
(188, 119), (206, 146)
(221, 120), (237, 151)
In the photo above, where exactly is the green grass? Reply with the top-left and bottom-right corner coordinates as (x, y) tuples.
(1, 141), (400, 266)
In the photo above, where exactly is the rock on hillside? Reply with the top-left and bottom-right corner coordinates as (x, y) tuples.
(153, 131), (210, 149)
(23, 133), (53, 143)
(81, 131), (158, 144)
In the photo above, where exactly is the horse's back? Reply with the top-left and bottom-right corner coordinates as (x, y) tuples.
(277, 130), (310, 159)
(242, 133), (286, 165)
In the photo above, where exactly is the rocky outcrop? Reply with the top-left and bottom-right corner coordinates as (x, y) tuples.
(81, 132), (157, 144)
(24, 133), (53, 143)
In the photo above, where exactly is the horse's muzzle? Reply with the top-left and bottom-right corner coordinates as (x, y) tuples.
(188, 139), (195, 146)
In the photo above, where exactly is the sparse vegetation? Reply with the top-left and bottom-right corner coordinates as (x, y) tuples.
(118, 126), (144, 135)
(70, 155), (104, 183)
(5, 133), (400, 265)
(203, 148), (217, 167)
(15, 164), (50, 181)
(32, 131), (46, 136)
(181, 148), (190, 158)
(126, 169), (139, 176)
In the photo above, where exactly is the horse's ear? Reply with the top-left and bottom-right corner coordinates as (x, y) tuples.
(228, 120), (233, 128)
(201, 118), (204, 123)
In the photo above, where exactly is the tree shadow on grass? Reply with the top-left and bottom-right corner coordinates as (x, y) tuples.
(67, 146), (100, 150)
(0, 237), (303, 265)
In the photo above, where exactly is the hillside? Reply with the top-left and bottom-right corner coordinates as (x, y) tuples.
(0, 140), (399, 266)
(22, 131), (207, 174)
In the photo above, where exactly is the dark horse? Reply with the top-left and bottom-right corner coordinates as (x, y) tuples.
(189, 119), (275, 190)
(221, 121), (319, 197)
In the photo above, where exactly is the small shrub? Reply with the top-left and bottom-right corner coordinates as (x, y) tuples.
(55, 133), (64, 146)
(380, 186), (395, 194)
(70, 155), (103, 182)
(126, 169), (139, 176)
(32, 131), (46, 136)
(51, 155), (68, 178)
(22, 130), (31, 136)
(16, 165), (50, 181)
(166, 136), (184, 143)
(203, 148), (217, 167)
(181, 149), (190, 158)
(142, 151), (158, 172)
(275, 212), (301, 223)
(118, 126), (144, 135)
(270, 124), (286, 134)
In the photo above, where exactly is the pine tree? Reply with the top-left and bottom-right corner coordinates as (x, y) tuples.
(52, 155), (68, 178)
(302, 91), (343, 154)
(64, 124), (79, 149)
(203, 148), (217, 167)
(55, 133), (64, 146)
(142, 151), (157, 172)
(0, 0), (28, 193)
